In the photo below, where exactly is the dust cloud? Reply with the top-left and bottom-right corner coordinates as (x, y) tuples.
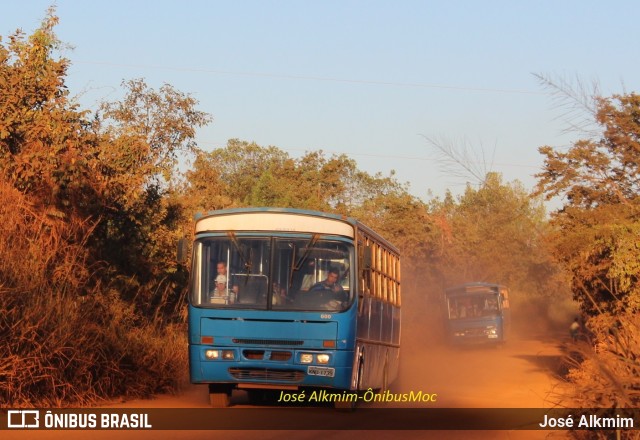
(394, 267), (570, 409)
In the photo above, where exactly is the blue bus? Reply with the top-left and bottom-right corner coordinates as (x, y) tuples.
(183, 208), (401, 407)
(443, 282), (511, 345)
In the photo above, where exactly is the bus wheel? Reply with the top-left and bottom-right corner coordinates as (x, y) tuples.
(246, 389), (266, 404)
(357, 357), (364, 391)
(209, 384), (231, 408)
(247, 389), (279, 405)
(334, 358), (364, 411)
(381, 355), (389, 393)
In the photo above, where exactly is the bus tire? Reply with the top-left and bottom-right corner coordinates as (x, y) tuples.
(334, 358), (364, 411)
(381, 352), (389, 393)
(210, 392), (230, 407)
(209, 384), (231, 407)
(246, 389), (266, 404)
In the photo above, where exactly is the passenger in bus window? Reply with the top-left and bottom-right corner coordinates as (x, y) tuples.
(216, 261), (238, 294)
(211, 275), (235, 304)
(483, 298), (498, 315)
(272, 282), (288, 305)
(216, 261), (227, 276)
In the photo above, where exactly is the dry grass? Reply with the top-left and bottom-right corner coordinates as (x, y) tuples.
(560, 311), (640, 439)
(0, 180), (188, 407)
(564, 312), (640, 406)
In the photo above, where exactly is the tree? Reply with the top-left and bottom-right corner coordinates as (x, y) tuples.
(183, 140), (434, 262)
(422, 172), (564, 313)
(532, 79), (640, 416)
(0, 10), (198, 405)
(0, 9), (95, 211)
(537, 93), (640, 314)
(98, 78), (211, 187)
(185, 139), (391, 212)
(89, 79), (210, 288)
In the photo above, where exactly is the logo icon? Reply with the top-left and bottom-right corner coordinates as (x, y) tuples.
(7, 410), (40, 428)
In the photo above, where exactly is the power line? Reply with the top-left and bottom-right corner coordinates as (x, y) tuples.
(74, 60), (548, 96)
(194, 138), (543, 170)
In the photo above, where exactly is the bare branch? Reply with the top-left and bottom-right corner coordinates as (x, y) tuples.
(533, 72), (602, 139)
(420, 134), (495, 187)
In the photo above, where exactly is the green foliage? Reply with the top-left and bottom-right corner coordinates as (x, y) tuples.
(426, 173), (558, 294)
(186, 139), (388, 212)
(98, 78), (211, 186)
(185, 140), (562, 309)
(0, 10), (95, 209)
(537, 93), (640, 315)
(0, 179), (187, 407)
(0, 10), (196, 406)
(184, 139), (288, 210)
(183, 139), (433, 262)
(537, 89), (640, 413)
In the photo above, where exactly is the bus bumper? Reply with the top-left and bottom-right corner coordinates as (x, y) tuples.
(189, 344), (354, 390)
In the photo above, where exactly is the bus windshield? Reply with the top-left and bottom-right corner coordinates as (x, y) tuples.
(191, 236), (353, 312)
(447, 294), (499, 319)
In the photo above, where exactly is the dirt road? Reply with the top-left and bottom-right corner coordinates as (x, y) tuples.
(395, 332), (567, 408)
(112, 329), (569, 409)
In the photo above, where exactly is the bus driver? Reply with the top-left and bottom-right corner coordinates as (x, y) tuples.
(310, 267), (347, 303)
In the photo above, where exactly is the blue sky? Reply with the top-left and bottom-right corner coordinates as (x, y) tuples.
(2, 1), (639, 205)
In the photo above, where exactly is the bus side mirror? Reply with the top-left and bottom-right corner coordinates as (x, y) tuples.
(177, 238), (189, 265)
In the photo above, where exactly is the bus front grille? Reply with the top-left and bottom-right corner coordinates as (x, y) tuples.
(232, 338), (303, 346)
(241, 350), (292, 361)
(465, 328), (486, 336)
(228, 368), (305, 382)
(270, 351), (292, 361)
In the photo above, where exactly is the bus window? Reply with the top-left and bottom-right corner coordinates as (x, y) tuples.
(272, 238), (353, 312)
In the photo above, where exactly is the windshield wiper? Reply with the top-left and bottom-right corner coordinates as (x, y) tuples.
(288, 233), (321, 288)
(227, 232), (252, 284)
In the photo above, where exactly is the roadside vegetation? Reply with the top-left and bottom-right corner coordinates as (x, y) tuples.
(535, 82), (640, 438)
(1, 10), (638, 428)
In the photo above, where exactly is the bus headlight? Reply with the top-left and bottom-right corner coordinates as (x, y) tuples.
(205, 349), (220, 360)
(316, 354), (330, 364)
(205, 349), (235, 360)
(222, 350), (235, 360)
(485, 326), (497, 335)
(300, 353), (313, 364)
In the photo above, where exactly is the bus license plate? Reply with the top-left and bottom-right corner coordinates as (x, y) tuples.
(307, 366), (335, 377)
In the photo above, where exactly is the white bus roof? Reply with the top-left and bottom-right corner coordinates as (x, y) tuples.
(194, 208), (400, 254)
(195, 208), (355, 238)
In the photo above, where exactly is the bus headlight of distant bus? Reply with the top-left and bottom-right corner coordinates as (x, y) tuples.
(316, 354), (330, 364)
(485, 326), (497, 336)
(300, 353), (314, 364)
